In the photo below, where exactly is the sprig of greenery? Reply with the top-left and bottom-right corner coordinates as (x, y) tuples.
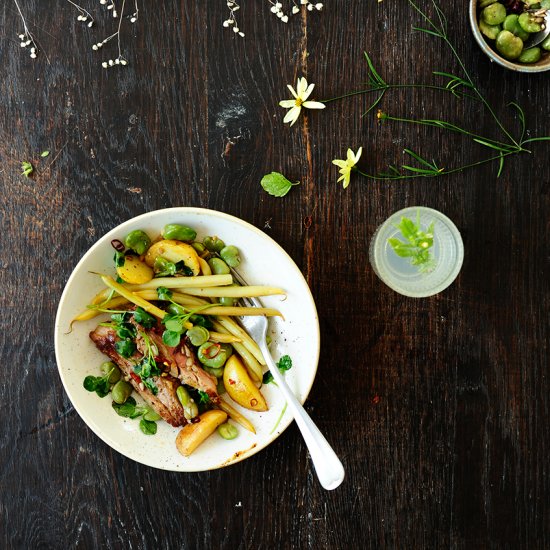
(157, 287), (217, 347)
(388, 213), (436, 273)
(323, 0), (550, 181)
(21, 161), (33, 177)
(112, 396), (160, 435)
(83, 368), (114, 398)
(263, 354), (293, 385)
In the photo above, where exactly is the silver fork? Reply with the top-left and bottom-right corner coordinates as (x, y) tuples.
(230, 268), (345, 490)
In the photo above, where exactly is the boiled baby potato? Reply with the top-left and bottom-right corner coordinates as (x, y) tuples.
(223, 355), (268, 412)
(144, 239), (201, 276)
(116, 255), (154, 284)
(176, 409), (228, 456)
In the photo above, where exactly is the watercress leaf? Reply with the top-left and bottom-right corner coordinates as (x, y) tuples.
(277, 355), (293, 372)
(114, 251), (126, 267)
(112, 397), (142, 418)
(190, 315), (213, 330)
(175, 261), (193, 277)
(139, 418), (157, 435)
(197, 390), (210, 405)
(83, 376), (98, 392)
(133, 307), (156, 328)
(264, 355), (293, 384)
(156, 286), (173, 301)
(260, 172), (299, 197)
(115, 339), (136, 358)
(95, 378), (110, 398)
(164, 318), (184, 332)
(111, 312), (128, 324)
(162, 330), (181, 347)
(262, 371), (274, 385)
(142, 378), (158, 395)
(116, 323), (136, 340)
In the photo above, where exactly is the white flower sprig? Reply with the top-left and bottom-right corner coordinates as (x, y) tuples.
(223, 1), (323, 37)
(97, 0), (129, 67)
(279, 77), (325, 126)
(332, 147), (363, 189)
(13, 0), (39, 58)
(66, 0), (95, 27)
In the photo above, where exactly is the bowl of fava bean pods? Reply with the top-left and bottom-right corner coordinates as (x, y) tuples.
(470, 0), (550, 72)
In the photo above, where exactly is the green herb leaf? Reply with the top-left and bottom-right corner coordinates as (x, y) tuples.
(162, 330), (181, 347)
(156, 286), (173, 301)
(263, 354), (293, 385)
(40, 151), (50, 158)
(114, 251), (126, 268)
(139, 418), (158, 435)
(21, 161), (33, 177)
(133, 307), (156, 329)
(260, 172), (299, 197)
(389, 213), (436, 273)
(83, 376), (99, 392)
(115, 339), (136, 358)
(112, 397), (144, 419)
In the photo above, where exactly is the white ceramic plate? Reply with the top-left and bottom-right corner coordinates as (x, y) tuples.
(54, 207), (320, 471)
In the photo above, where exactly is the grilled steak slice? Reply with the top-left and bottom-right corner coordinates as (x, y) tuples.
(89, 325), (186, 427)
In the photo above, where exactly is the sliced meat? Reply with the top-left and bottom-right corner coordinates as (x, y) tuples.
(136, 327), (219, 403)
(89, 325), (186, 427)
(173, 339), (219, 402)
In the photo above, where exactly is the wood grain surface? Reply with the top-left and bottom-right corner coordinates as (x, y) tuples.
(1, 1), (549, 548)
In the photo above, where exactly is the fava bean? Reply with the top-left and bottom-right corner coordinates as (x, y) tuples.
(482, 3), (507, 26)
(496, 30), (523, 60)
(518, 46), (542, 63)
(100, 361), (121, 383)
(219, 245), (241, 267)
(219, 296), (236, 307)
(112, 380), (133, 404)
(124, 230), (151, 255)
(518, 12), (543, 34)
(204, 365), (225, 378)
(502, 14), (529, 41)
(197, 342), (232, 368)
(203, 236), (225, 253)
(191, 242), (207, 255)
(479, 0), (498, 7)
(480, 20), (501, 40)
(217, 422), (238, 440)
(143, 409), (162, 421)
(162, 224), (197, 242)
(542, 35), (550, 51)
(186, 326), (210, 346)
(208, 257), (230, 275)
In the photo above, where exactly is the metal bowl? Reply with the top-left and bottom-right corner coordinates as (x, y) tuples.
(469, 0), (550, 73)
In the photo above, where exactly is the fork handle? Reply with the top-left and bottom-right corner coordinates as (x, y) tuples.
(260, 342), (345, 490)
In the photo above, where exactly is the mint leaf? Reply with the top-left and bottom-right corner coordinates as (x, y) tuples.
(261, 172), (299, 197)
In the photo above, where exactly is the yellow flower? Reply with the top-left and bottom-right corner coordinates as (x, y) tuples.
(332, 147), (362, 189)
(279, 77), (325, 126)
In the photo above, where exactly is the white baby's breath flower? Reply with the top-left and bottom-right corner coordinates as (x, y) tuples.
(332, 147), (363, 189)
(279, 77), (325, 126)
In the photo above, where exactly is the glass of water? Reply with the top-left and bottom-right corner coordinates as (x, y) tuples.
(369, 206), (464, 298)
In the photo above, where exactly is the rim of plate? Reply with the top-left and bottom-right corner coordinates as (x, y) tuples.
(54, 207), (320, 471)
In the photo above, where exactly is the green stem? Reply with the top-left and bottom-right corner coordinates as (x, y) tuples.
(321, 83), (474, 105)
(381, 114), (517, 151)
(356, 149), (525, 181)
(407, 0), (519, 147)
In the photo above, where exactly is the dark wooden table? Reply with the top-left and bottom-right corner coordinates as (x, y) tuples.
(1, 1), (549, 548)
